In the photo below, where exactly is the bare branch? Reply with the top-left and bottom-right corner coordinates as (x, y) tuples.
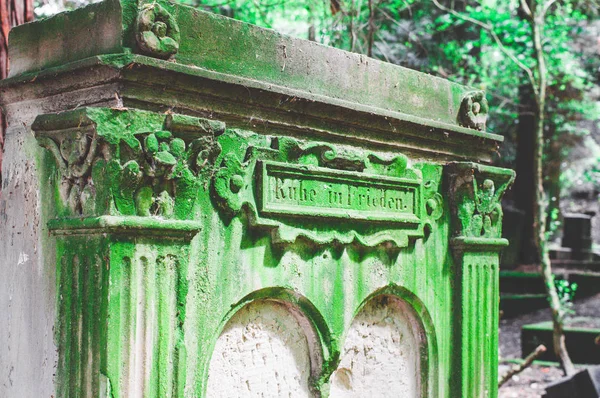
(379, 7), (415, 30)
(487, 29), (540, 99)
(499, 345), (547, 387)
(432, 0), (492, 31)
(520, 0), (533, 19)
(541, 0), (559, 19)
(373, 37), (391, 63)
(487, 91), (532, 110)
(379, 9), (428, 57)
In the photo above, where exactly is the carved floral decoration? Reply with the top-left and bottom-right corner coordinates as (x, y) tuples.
(36, 109), (446, 247)
(447, 162), (515, 239)
(37, 112), (224, 219)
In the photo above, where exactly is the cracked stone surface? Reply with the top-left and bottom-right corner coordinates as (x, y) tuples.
(329, 295), (422, 398)
(206, 300), (314, 398)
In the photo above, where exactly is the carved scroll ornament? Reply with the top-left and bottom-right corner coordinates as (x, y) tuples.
(211, 133), (444, 247)
(447, 162), (515, 239)
(458, 91), (489, 131)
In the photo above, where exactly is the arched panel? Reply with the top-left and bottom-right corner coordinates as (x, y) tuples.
(330, 294), (427, 398)
(206, 299), (321, 397)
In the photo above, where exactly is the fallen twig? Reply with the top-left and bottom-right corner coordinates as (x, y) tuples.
(499, 344), (547, 387)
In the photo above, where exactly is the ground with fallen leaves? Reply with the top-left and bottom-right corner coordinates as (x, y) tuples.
(498, 293), (600, 397)
(499, 364), (564, 397)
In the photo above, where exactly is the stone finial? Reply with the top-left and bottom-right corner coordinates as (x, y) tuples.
(136, 3), (180, 59)
(458, 91), (489, 131)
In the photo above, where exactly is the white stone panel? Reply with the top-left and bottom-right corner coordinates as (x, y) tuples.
(330, 295), (424, 398)
(206, 299), (316, 398)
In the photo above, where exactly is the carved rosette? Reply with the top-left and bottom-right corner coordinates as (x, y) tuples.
(211, 133), (440, 247)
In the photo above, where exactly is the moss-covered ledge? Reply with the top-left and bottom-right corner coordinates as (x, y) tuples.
(2, 0), (504, 163)
(47, 216), (202, 238)
(6, 0), (478, 127)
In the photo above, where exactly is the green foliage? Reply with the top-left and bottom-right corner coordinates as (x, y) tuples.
(192, 0), (334, 44)
(553, 277), (578, 318)
(430, 2), (597, 148)
(546, 206), (561, 239)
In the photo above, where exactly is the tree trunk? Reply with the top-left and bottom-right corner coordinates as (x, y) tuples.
(529, 3), (576, 376)
(544, 125), (562, 240)
(367, 0), (375, 57)
(348, 0), (356, 52)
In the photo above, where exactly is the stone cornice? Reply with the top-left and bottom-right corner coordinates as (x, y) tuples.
(2, 0), (503, 163)
(5, 0), (480, 127)
(2, 55), (503, 163)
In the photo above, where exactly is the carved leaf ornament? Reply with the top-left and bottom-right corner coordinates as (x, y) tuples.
(36, 110), (447, 248)
(447, 163), (516, 239)
(109, 127), (224, 219)
(36, 112), (223, 219)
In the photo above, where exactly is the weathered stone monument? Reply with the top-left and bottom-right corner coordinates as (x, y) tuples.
(0, 0), (515, 396)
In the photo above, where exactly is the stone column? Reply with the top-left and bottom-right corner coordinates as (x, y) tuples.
(447, 162), (515, 398)
(32, 108), (222, 397)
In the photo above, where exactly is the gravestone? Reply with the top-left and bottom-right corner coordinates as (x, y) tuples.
(562, 213), (594, 261)
(0, 0), (514, 396)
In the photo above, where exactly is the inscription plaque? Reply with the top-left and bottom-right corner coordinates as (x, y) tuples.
(259, 161), (421, 223)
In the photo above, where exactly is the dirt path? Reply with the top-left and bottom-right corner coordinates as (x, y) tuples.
(498, 293), (600, 397)
(499, 364), (564, 398)
(500, 293), (600, 359)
